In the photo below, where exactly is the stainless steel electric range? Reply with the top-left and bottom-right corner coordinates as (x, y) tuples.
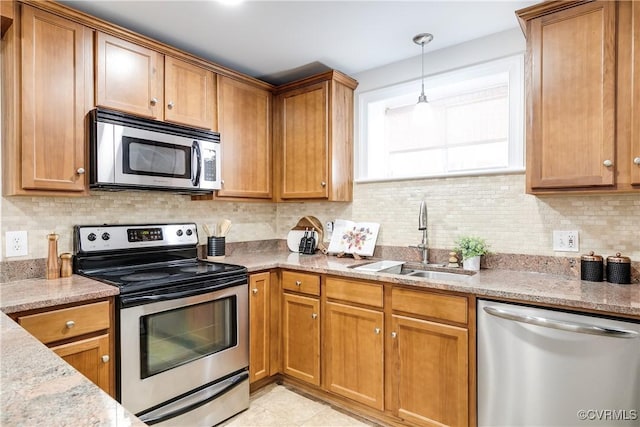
(74, 222), (249, 426)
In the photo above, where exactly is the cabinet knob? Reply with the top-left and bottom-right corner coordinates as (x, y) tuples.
(320, 181), (326, 187)
(603, 159), (613, 167)
(295, 280), (302, 287)
(252, 288), (258, 295)
(311, 313), (318, 319)
(168, 101), (174, 109)
(374, 328), (381, 335)
(150, 97), (158, 106)
(65, 320), (75, 329)
(391, 331), (397, 338)
(220, 180), (225, 186)
(76, 167), (85, 175)
(101, 355), (110, 363)
(634, 157), (640, 166)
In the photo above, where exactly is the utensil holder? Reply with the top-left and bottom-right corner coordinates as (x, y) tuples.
(207, 236), (225, 259)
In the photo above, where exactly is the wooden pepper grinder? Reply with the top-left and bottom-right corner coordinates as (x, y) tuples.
(46, 233), (60, 279)
(60, 253), (73, 278)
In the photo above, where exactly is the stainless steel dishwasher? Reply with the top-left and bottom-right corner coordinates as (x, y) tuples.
(478, 300), (640, 427)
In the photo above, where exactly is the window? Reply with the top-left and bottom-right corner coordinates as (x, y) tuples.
(357, 55), (524, 181)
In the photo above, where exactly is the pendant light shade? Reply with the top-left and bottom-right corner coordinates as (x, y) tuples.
(413, 33), (433, 105)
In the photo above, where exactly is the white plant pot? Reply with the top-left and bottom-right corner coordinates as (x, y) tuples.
(463, 255), (481, 271)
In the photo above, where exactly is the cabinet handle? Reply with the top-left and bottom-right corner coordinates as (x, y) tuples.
(311, 313), (318, 319)
(150, 97), (158, 106)
(76, 167), (85, 175)
(391, 331), (397, 338)
(252, 288), (258, 295)
(65, 320), (75, 329)
(167, 101), (174, 109)
(320, 181), (326, 187)
(634, 157), (640, 166)
(374, 328), (381, 335)
(101, 355), (110, 363)
(603, 159), (613, 167)
(295, 280), (302, 287)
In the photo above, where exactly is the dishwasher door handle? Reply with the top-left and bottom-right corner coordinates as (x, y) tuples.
(483, 306), (639, 339)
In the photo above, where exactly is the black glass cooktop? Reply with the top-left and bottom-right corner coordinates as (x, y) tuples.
(81, 259), (246, 294)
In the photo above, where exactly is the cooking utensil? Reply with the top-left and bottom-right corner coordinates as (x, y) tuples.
(202, 223), (212, 237)
(219, 219), (232, 237)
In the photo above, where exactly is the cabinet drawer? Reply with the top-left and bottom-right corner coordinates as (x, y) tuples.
(392, 288), (467, 325)
(282, 271), (320, 296)
(325, 277), (383, 308)
(18, 301), (110, 344)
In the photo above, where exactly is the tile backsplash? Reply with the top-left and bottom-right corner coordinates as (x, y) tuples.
(1, 173), (639, 262)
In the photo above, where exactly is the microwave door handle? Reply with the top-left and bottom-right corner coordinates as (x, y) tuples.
(192, 141), (201, 187)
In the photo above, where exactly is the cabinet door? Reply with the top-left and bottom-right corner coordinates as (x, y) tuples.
(324, 301), (384, 410)
(279, 82), (328, 199)
(52, 334), (112, 396)
(20, 6), (91, 192)
(527, 1), (616, 190)
(217, 76), (272, 198)
(282, 293), (320, 385)
(391, 315), (468, 427)
(249, 272), (270, 383)
(632, 1), (640, 185)
(164, 56), (215, 129)
(96, 32), (163, 118)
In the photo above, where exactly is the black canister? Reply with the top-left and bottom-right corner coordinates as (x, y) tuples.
(581, 252), (603, 282)
(606, 252), (631, 285)
(207, 236), (225, 258)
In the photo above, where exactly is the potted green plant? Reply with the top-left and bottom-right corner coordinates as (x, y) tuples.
(454, 236), (489, 271)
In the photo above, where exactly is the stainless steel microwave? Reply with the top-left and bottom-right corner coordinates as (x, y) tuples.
(89, 108), (221, 194)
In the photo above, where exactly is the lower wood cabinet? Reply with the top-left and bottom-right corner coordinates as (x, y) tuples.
(390, 315), (468, 427)
(14, 299), (114, 396)
(324, 301), (384, 410)
(51, 334), (111, 392)
(249, 272), (270, 383)
(282, 292), (320, 386)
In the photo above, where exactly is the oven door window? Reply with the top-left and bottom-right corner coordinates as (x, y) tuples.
(123, 136), (191, 179)
(140, 296), (237, 379)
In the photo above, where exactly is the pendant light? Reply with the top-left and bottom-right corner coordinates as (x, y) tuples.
(413, 33), (433, 105)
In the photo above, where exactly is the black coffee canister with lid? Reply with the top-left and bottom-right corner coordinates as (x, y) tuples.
(606, 252), (631, 284)
(581, 251), (603, 282)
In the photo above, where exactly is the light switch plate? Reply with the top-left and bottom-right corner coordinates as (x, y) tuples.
(552, 230), (579, 252)
(6, 231), (28, 257)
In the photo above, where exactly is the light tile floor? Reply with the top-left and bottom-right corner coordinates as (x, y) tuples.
(220, 384), (378, 427)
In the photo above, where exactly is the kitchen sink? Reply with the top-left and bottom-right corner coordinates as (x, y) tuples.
(349, 260), (475, 281)
(399, 268), (474, 281)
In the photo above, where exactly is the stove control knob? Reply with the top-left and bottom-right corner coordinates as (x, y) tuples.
(88, 233), (97, 242)
(186, 229), (193, 236)
(101, 232), (110, 241)
(176, 229), (184, 237)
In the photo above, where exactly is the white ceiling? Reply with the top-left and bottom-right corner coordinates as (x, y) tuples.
(59, 0), (536, 85)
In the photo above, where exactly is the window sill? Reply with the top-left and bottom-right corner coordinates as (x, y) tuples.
(354, 168), (525, 184)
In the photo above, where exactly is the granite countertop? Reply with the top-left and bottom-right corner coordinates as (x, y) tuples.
(221, 250), (640, 318)
(0, 276), (145, 427)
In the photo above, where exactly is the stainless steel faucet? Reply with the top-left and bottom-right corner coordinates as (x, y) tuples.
(417, 200), (428, 264)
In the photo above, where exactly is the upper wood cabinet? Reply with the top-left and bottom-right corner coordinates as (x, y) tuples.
(274, 71), (357, 201)
(627, 0), (640, 185)
(216, 75), (272, 199)
(96, 32), (164, 119)
(2, 4), (93, 196)
(518, 0), (639, 193)
(164, 56), (216, 129)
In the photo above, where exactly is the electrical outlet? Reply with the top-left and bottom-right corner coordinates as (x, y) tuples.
(552, 230), (579, 252)
(6, 231), (28, 257)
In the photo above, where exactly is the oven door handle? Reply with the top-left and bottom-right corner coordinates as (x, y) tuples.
(120, 277), (247, 307)
(137, 370), (249, 425)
